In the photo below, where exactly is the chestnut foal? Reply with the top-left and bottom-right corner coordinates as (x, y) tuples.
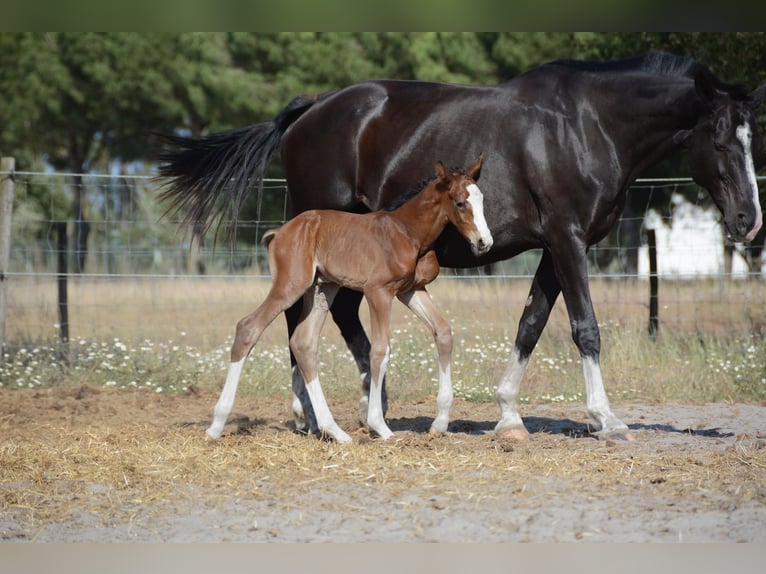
(206, 155), (493, 442)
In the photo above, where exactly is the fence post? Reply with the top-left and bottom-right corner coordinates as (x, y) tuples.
(647, 229), (659, 340)
(0, 157), (15, 356)
(56, 222), (69, 348)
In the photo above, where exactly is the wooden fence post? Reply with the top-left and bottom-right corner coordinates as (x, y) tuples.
(647, 229), (659, 340)
(0, 157), (15, 355)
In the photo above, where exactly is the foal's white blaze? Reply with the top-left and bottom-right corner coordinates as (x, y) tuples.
(736, 123), (763, 242)
(466, 183), (493, 251)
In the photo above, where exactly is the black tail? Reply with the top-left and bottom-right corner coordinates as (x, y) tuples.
(157, 94), (318, 243)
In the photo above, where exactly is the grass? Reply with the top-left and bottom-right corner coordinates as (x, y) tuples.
(3, 275), (766, 403)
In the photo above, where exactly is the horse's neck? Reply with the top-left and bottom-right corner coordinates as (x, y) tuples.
(389, 186), (447, 253)
(600, 77), (701, 178)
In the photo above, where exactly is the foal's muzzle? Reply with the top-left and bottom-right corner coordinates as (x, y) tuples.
(473, 236), (493, 256)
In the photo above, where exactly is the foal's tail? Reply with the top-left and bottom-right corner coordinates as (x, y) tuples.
(157, 94), (319, 243)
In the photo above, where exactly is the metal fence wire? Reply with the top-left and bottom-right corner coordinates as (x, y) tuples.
(1, 170), (765, 351)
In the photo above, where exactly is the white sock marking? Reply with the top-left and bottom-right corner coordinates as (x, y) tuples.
(207, 357), (246, 439)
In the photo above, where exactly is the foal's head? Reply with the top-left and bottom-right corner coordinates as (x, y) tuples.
(434, 154), (493, 256)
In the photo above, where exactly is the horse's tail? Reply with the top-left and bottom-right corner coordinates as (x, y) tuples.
(157, 94), (319, 243)
(261, 228), (278, 248)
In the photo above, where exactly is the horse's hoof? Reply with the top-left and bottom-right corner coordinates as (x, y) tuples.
(204, 429), (220, 441)
(371, 428), (394, 440)
(597, 429), (635, 442)
(495, 425), (530, 441)
(428, 426), (444, 437)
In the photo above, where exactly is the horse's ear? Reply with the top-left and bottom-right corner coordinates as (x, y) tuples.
(435, 161), (448, 180)
(467, 153), (483, 181)
(748, 83), (766, 109)
(694, 69), (724, 104)
(673, 129), (692, 146)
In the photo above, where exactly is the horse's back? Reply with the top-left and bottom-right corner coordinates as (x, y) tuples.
(282, 80), (512, 212)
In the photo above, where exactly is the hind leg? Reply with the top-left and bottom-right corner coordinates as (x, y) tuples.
(207, 294), (295, 439)
(290, 283), (350, 443)
(364, 290), (395, 440)
(207, 239), (315, 439)
(330, 288), (388, 425)
(285, 300), (318, 434)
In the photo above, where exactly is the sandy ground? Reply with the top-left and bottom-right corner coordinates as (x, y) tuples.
(1, 385), (765, 543)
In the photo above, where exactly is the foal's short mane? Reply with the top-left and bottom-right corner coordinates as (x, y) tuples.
(383, 176), (435, 211)
(383, 164), (467, 212)
(551, 51), (750, 99)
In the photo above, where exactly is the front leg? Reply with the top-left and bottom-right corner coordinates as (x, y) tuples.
(548, 237), (633, 441)
(398, 288), (453, 435)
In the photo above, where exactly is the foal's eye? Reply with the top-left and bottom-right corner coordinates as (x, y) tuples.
(455, 201), (466, 209)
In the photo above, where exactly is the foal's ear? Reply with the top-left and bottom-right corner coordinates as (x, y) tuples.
(435, 160), (448, 181)
(467, 153), (483, 181)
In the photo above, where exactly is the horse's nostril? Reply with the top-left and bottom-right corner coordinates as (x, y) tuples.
(737, 212), (751, 235)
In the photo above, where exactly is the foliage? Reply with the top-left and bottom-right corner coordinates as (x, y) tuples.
(2, 32), (766, 271)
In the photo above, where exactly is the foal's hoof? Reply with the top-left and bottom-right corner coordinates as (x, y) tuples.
(495, 425), (530, 441)
(597, 429), (636, 442)
(204, 429), (221, 441)
(428, 426), (444, 437)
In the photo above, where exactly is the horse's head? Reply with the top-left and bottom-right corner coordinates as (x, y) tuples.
(682, 72), (766, 243)
(435, 154), (493, 255)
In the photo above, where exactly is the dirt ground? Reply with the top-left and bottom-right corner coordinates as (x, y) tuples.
(1, 385), (765, 543)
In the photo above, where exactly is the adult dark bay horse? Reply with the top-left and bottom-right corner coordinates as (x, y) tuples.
(160, 51), (765, 441)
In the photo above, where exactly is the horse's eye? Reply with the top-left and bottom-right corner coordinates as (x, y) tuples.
(455, 201), (466, 209)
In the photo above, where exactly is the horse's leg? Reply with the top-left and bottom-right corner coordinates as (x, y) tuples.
(285, 299), (318, 434)
(547, 239), (633, 441)
(290, 283), (351, 443)
(364, 291), (395, 439)
(330, 288), (388, 425)
(495, 251), (560, 440)
(207, 290), (301, 439)
(397, 288), (453, 435)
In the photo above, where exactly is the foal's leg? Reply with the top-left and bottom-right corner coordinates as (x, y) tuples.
(329, 288), (388, 424)
(364, 290), (395, 439)
(290, 283), (351, 443)
(285, 300), (318, 434)
(207, 290), (301, 439)
(207, 239), (315, 439)
(398, 288), (453, 435)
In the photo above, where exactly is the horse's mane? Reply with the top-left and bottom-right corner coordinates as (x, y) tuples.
(383, 162), (470, 212)
(551, 51), (750, 99)
(383, 175), (435, 211)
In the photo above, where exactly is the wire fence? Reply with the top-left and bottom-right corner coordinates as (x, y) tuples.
(1, 169), (765, 354)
